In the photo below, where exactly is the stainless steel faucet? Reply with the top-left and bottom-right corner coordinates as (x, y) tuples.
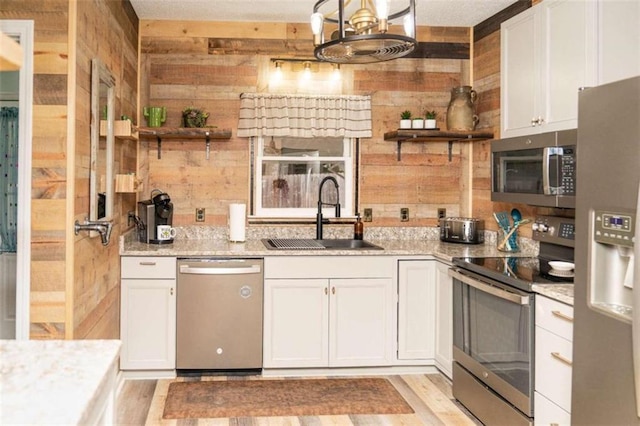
(316, 176), (341, 240)
(74, 219), (113, 246)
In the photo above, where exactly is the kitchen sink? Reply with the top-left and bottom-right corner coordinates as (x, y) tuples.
(262, 238), (384, 251)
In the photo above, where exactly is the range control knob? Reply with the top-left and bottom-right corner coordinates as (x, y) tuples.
(532, 223), (549, 232)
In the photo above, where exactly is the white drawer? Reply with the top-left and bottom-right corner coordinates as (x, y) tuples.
(534, 391), (571, 426)
(535, 326), (573, 413)
(536, 295), (573, 341)
(121, 256), (176, 279)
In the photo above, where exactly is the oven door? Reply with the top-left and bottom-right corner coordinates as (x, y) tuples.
(450, 267), (534, 418)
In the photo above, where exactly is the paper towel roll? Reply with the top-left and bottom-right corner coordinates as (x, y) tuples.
(229, 203), (246, 242)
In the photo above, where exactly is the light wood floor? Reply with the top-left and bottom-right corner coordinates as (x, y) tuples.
(116, 373), (481, 425)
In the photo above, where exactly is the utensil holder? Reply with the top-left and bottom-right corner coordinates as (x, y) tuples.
(498, 226), (519, 252)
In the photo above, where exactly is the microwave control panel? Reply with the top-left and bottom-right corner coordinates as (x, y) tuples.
(594, 210), (635, 248)
(560, 147), (576, 195)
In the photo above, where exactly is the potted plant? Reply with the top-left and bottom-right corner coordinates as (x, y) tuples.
(182, 106), (210, 128)
(412, 113), (424, 129)
(425, 110), (438, 129)
(400, 110), (412, 129)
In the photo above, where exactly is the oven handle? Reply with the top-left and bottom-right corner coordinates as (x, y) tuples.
(449, 269), (530, 305)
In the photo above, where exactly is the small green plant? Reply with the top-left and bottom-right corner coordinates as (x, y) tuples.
(425, 110), (437, 119)
(400, 110), (412, 120)
(182, 106), (210, 128)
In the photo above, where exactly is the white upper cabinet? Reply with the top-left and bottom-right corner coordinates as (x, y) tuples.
(596, 0), (640, 85)
(501, 0), (597, 138)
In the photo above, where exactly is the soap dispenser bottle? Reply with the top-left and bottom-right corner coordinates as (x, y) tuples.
(354, 213), (364, 240)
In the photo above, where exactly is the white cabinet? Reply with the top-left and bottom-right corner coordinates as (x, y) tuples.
(501, 0), (596, 137)
(397, 259), (453, 378)
(596, 0), (640, 85)
(397, 260), (436, 360)
(120, 256), (176, 370)
(263, 256), (395, 369)
(434, 261), (453, 378)
(534, 295), (574, 425)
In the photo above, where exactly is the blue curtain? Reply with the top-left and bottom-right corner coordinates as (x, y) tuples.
(0, 107), (19, 253)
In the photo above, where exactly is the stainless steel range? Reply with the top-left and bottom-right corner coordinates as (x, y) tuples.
(449, 215), (575, 426)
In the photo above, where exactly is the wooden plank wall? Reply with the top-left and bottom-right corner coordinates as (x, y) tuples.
(140, 21), (471, 227)
(72, 0), (139, 340)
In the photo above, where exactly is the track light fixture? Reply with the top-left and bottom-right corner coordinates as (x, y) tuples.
(311, 0), (416, 64)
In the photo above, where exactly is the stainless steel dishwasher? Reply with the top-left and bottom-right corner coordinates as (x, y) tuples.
(176, 258), (263, 371)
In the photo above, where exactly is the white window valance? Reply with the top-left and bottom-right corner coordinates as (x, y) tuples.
(237, 93), (372, 138)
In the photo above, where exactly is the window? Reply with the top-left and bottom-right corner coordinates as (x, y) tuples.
(254, 136), (355, 218)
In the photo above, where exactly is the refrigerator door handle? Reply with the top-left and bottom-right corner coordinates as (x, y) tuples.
(634, 179), (640, 418)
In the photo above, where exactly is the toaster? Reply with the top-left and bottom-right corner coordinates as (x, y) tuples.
(439, 217), (485, 244)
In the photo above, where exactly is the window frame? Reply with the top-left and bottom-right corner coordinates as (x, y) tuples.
(252, 136), (356, 219)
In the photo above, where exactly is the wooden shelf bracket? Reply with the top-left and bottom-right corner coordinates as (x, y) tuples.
(384, 129), (494, 162)
(138, 127), (232, 160)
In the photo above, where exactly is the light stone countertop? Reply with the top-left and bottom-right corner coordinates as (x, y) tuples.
(532, 284), (574, 306)
(120, 225), (573, 305)
(0, 339), (121, 425)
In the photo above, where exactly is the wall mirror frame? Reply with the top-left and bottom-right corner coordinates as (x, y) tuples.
(90, 58), (115, 224)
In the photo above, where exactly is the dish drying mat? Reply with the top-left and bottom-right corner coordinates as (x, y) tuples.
(263, 238), (326, 250)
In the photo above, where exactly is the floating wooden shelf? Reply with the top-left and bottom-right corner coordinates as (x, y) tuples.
(100, 120), (136, 140)
(115, 174), (143, 193)
(383, 129), (495, 161)
(137, 127), (232, 159)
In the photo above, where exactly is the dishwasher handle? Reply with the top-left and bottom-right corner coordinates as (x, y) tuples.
(179, 264), (261, 275)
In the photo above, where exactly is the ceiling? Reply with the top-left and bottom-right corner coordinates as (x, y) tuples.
(129, 0), (519, 27)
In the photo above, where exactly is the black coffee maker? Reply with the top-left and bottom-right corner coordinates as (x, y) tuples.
(137, 190), (174, 244)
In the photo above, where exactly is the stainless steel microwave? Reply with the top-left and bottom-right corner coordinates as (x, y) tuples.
(491, 129), (577, 208)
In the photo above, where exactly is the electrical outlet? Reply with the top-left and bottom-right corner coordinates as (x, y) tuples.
(363, 208), (373, 222)
(195, 208), (205, 222)
(437, 208), (446, 219)
(400, 207), (409, 222)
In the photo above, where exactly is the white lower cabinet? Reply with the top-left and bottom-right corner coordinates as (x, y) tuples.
(535, 295), (574, 425)
(397, 260), (436, 360)
(397, 259), (452, 377)
(263, 256), (395, 369)
(434, 261), (453, 378)
(120, 256), (177, 370)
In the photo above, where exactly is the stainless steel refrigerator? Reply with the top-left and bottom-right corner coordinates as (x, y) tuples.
(573, 75), (640, 425)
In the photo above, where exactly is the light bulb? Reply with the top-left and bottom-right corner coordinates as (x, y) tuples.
(375, 0), (390, 19)
(332, 64), (341, 82)
(403, 14), (415, 38)
(310, 12), (324, 45)
(270, 61), (283, 86)
(375, 0), (390, 32)
(302, 62), (312, 81)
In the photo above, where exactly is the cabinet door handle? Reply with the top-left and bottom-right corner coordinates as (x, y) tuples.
(552, 310), (573, 323)
(325, 287), (328, 295)
(170, 287), (174, 296)
(332, 287), (335, 295)
(139, 261), (156, 266)
(551, 351), (572, 366)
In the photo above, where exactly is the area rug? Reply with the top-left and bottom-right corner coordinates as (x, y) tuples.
(162, 378), (414, 419)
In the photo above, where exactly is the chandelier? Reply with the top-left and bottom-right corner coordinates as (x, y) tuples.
(311, 0), (416, 64)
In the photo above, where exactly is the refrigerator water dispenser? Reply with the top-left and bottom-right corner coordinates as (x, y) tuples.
(589, 210), (635, 323)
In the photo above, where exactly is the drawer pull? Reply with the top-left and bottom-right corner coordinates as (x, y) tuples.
(551, 351), (572, 366)
(552, 310), (573, 323)
(139, 261), (157, 266)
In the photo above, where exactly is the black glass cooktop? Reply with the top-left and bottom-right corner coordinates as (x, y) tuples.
(452, 256), (574, 292)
